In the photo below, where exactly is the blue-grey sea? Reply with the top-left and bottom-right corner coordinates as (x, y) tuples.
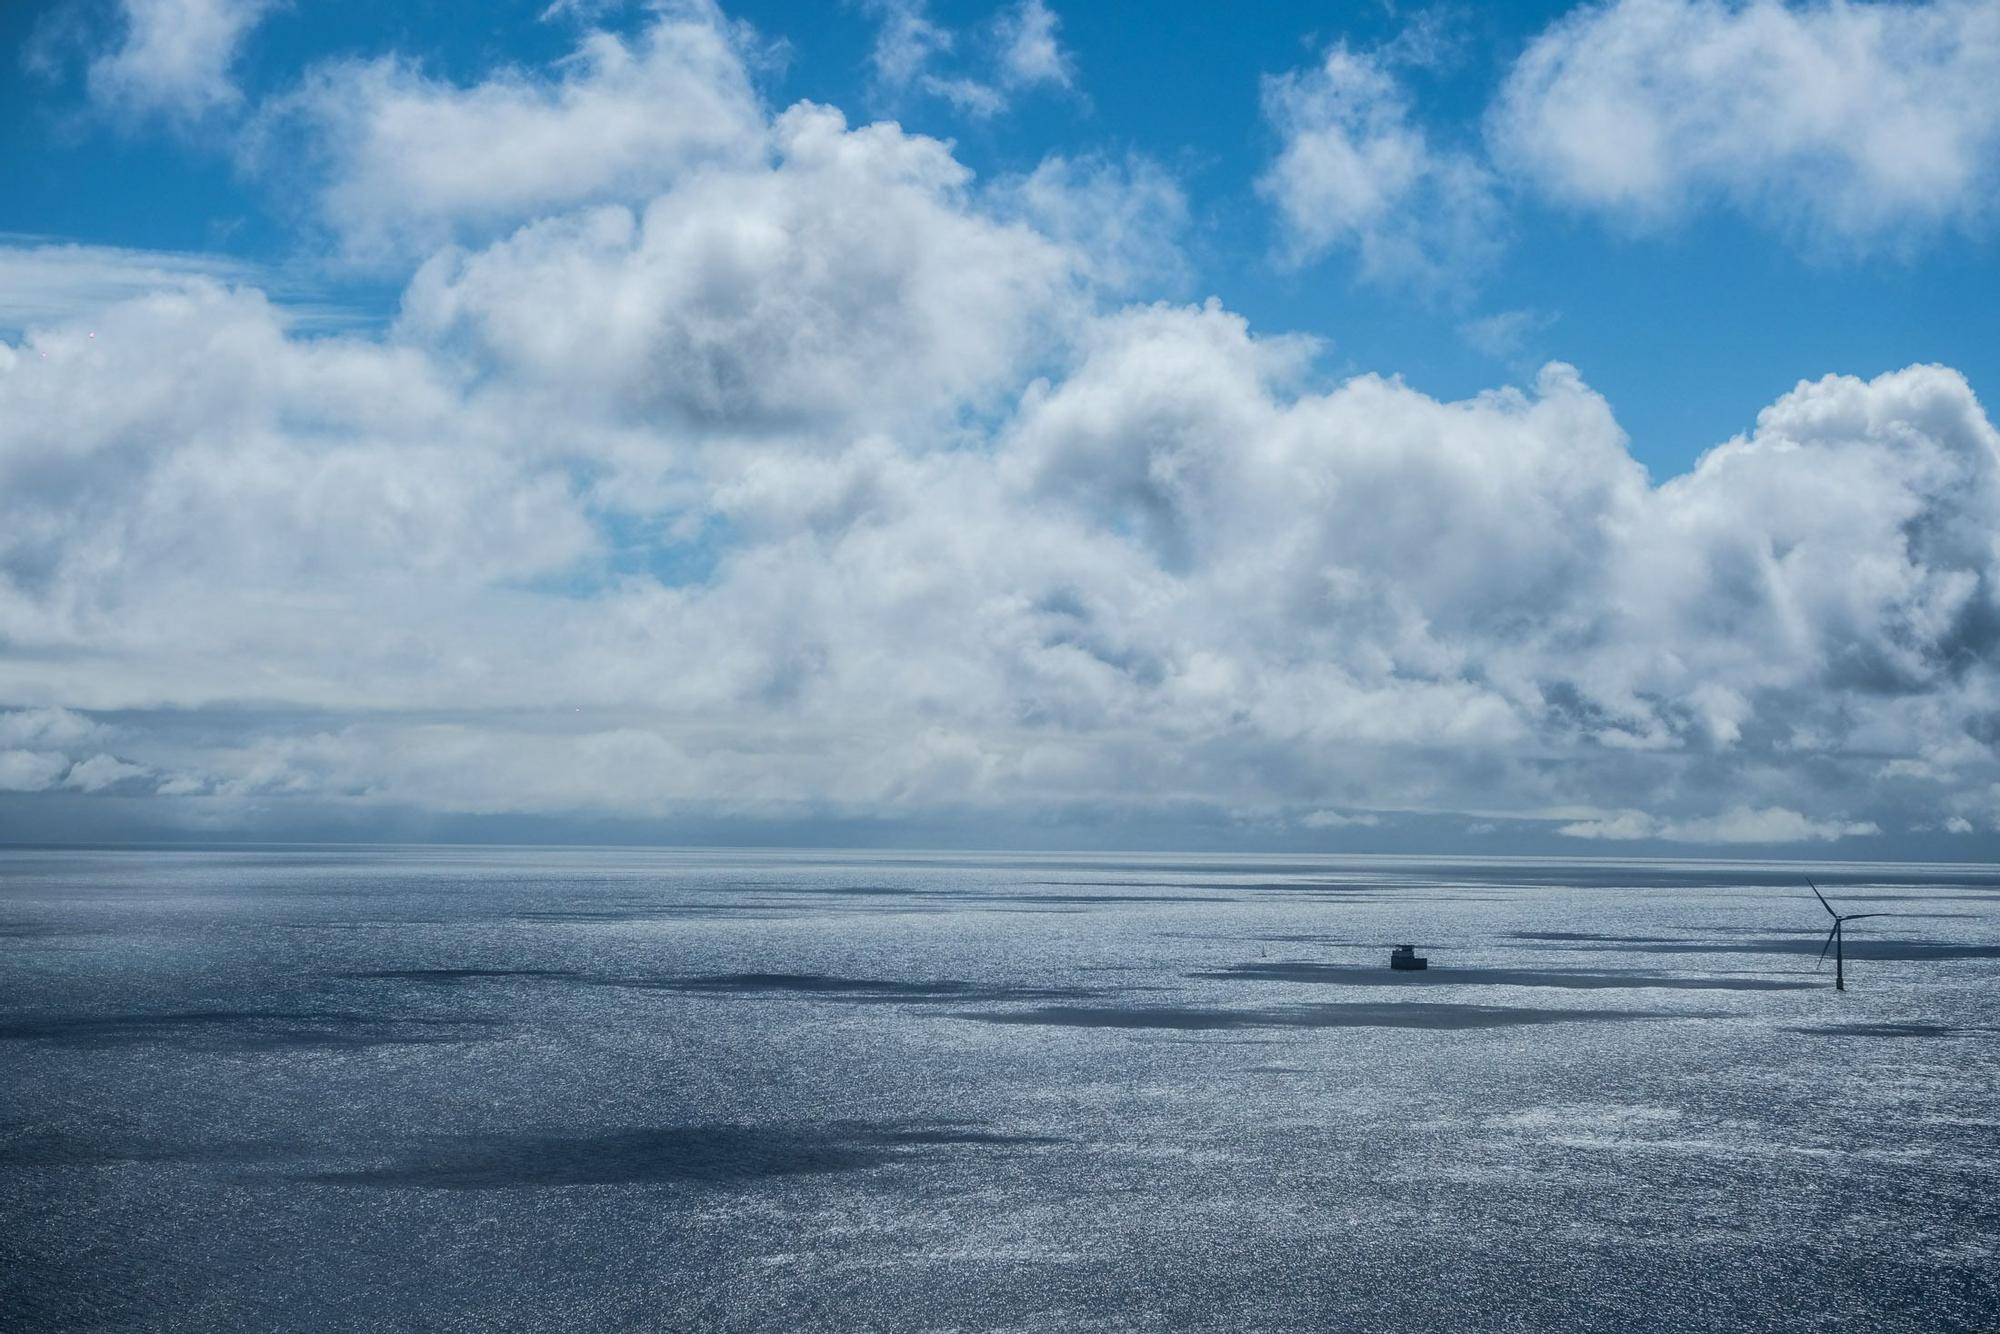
(2, 847), (1996, 1332)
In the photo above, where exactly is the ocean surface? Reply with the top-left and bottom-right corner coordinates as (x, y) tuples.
(2, 847), (1996, 1332)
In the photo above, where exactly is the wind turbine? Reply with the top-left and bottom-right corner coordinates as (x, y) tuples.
(1807, 878), (1889, 992)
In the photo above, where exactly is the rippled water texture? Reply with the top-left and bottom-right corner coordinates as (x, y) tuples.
(3, 848), (1996, 1331)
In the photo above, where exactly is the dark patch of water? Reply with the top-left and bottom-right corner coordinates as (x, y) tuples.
(1193, 962), (1816, 991)
(1781, 1022), (1981, 1039)
(337, 968), (585, 984)
(647, 973), (1106, 1004)
(954, 1002), (1682, 1031)
(296, 1122), (1062, 1190)
(0, 1011), (501, 1050)
(1601, 938), (2000, 961)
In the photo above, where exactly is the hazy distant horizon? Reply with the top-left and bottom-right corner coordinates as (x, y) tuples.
(12, 817), (2000, 866)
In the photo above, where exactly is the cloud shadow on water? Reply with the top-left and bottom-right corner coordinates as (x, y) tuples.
(338, 968), (587, 985)
(953, 1002), (1686, 1031)
(633, 972), (1108, 1003)
(1782, 1022), (1988, 1038)
(0, 1010), (502, 1050)
(1595, 938), (2000, 961)
(1510, 931), (1693, 944)
(505, 906), (798, 923)
(295, 1122), (1062, 1190)
(0, 920), (106, 939)
(1193, 962), (1817, 990)
(331, 969), (1112, 1003)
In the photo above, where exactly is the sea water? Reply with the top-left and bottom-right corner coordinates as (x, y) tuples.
(3, 847), (1996, 1331)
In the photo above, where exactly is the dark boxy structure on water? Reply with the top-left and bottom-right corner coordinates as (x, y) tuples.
(1390, 944), (1429, 971)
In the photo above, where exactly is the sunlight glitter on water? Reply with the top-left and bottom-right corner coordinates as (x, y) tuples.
(2, 848), (1996, 1332)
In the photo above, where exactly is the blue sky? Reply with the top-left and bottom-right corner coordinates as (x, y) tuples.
(4, 0), (2000, 851)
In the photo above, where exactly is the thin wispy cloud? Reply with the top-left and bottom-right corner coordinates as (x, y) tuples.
(1259, 42), (1501, 287)
(997, 0), (1076, 92)
(87, 0), (278, 120)
(861, 0), (1078, 119)
(0, 237), (275, 333)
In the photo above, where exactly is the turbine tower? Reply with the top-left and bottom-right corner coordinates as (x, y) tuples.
(1808, 878), (1889, 992)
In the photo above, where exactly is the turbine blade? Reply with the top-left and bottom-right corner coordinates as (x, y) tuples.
(1807, 878), (1836, 918)
(1840, 913), (1892, 922)
(1817, 924), (1840, 964)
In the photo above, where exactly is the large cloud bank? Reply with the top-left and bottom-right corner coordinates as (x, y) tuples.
(6, 2), (2000, 844)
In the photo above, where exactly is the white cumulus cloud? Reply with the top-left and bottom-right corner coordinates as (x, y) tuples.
(88, 0), (276, 120)
(1301, 810), (1381, 829)
(399, 103), (1081, 433)
(1259, 44), (1500, 285)
(257, 1), (768, 266)
(0, 708), (150, 795)
(1491, 0), (2000, 246)
(861, 0), (1076, 119)
(1559, 806), (1880, 843)
(997, 0), (1075, 91)
(0, 749), (71, 793)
